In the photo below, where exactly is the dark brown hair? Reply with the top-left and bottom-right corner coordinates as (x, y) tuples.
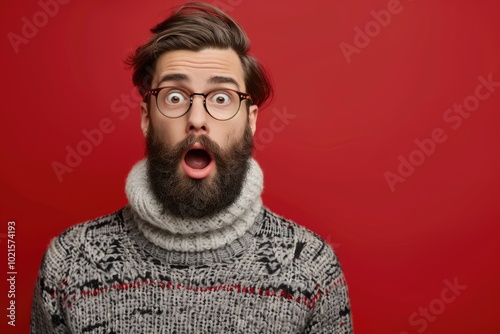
(126, 2), (273, 108)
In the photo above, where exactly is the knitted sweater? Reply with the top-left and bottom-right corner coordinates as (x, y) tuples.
(31, 159), (353, 333)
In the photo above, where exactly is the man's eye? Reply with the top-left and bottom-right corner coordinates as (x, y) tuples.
(166, 92), (186, 104)
(211, 92), (231, 105)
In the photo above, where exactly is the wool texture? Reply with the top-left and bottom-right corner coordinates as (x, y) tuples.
(31, 158), (353, 333)
(127, 158), (263, 252)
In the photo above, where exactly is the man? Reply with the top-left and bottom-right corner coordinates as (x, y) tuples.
(31, 2), (353, 333)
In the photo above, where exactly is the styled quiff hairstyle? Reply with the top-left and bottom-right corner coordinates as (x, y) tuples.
(127, 2), (272, 108)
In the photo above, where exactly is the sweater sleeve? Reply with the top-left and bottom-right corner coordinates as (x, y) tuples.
(303, 241), (354, 334)
(31, 236), (72, 334)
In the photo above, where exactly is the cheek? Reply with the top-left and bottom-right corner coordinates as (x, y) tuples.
(218, 122), (247, 147)
(151, 117), (185, 144)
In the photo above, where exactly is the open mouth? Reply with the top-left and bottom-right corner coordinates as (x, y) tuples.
(181, 144), (215, 179)
(184, 148), (212, 169)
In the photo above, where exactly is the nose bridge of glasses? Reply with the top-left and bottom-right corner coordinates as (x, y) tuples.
(188, 92), (209, 114)
(191, 92), (208, 101)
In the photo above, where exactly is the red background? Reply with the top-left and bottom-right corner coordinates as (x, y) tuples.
(1, 0), (500, 333)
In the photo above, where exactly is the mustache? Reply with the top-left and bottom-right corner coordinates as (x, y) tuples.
(147, 133), (223, 165)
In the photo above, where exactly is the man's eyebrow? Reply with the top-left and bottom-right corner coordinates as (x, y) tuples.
(156, 74), (241, 90)
(157, 73), (189, 86)
(208, 76), (240, 90)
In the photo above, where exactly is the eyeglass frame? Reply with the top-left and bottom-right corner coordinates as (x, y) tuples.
(144, 86), (253, 121)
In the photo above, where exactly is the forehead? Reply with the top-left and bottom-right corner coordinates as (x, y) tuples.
(152, 48), (245, 90)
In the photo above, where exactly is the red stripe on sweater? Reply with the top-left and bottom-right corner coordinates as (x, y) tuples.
(54, 275), (345, 310)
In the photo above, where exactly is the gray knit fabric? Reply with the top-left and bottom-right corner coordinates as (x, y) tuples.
(127, 158), (263, 252)
(31, 158), (353, 333)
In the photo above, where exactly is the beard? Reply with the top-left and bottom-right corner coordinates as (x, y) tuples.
(145, 124), (254, 219)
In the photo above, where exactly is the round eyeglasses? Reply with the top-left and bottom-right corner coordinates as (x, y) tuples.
(144, 86), (253, 121)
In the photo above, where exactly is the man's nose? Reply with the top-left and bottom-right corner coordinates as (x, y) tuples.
(185, 95), (209, 134)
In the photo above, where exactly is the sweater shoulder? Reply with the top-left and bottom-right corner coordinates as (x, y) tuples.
(259, 207), (336, 258)
(55, 209), (126, 250)
(258, 208), (343, 283)
(39, 209), (127, 281)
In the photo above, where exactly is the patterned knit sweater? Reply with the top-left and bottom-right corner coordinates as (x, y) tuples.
(31, 159), (353, 333)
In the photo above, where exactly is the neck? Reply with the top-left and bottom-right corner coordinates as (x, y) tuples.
(125, 158), (263, 252)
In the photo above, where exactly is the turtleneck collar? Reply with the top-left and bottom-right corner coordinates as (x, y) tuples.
(125, 158), (263, 252)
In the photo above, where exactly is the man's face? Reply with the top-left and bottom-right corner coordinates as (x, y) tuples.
(140, 48), (258, 218)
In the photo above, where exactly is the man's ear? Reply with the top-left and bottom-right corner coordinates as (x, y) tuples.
(140, 102), (150, 137)
(248, 105), (258, 135)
